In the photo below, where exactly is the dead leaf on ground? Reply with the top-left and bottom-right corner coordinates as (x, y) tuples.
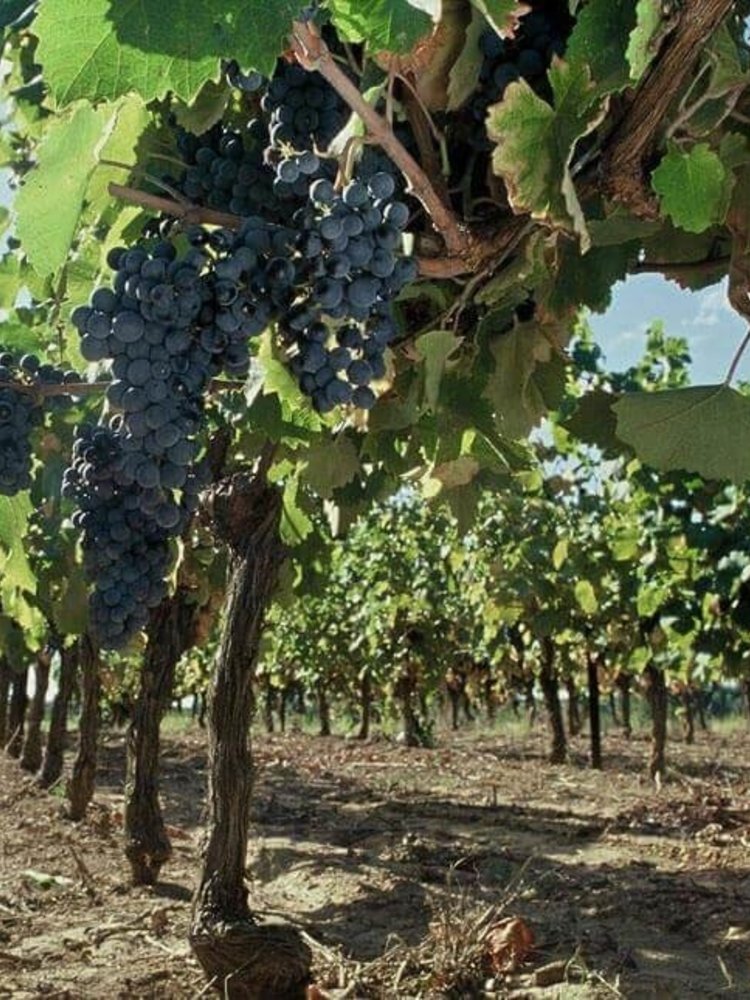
(484, 915), (535, 973)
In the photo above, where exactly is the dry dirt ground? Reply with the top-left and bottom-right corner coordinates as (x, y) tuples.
(1, 719), (749, 998)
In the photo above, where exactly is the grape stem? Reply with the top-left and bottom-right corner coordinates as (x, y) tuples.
(108, 183), (244, 231)
(598, 0), (736, 216)
(0, 379), (247, 398)
(290, 19), (474, 262)
(724, 327), (750, 385)
(108, 181), (468, 278)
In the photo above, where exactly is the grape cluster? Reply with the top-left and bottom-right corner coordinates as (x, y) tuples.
(67, 47), (422, 645)
(469, 9), (570, 144)
(282, 170), (416, 412)
(261, 59), (349, 193)
(171, 122), (281, 220)
(65, 235), (244, 646)
(224, 60), (264, 94)
(0, 351), (79, 495)
(180, 165), (415, 413)
(63, 425), (174, 645)
(263, 60), (348, 152)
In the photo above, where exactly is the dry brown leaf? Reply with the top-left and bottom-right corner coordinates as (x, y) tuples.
(485, 915), (535, 974)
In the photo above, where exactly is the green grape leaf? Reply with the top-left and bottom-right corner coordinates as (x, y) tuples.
(256, 334), (323, 434)
(36, 0), (302, 106)
(328, 0), (432, 52)
(446, 9), (484, 112)
(563, 388), (622, 452)
(483, 321), (563, 438)
(574, 579), (598, 615)
(703, 23), (750, 98)
(83, 95), (151, 224)
(425, 456), (480, 495)
(415, 330), (463, 411)
(173, 79), (231, 136)
(548, 237), (633, 314)
(15, 101), (119, 277)
(552, 538), (568, 570)
(281, 477), (314, 547)
(0, 493), (36, 598)
(610, 526), (640, 562)
(55, 571), (90, 637)
(614, 385), (750, 483)
(301, 436), (360, 499)
(0, 255), (21, 309)
(566, 0), (635, 96)
(626, 0), (662, 82)
(651, 143), (731, 234)
(488, 58), (606, 247)
(587, 209), (662, 247)
(468, 1), (524, 37)
(0, 0), (29, 29)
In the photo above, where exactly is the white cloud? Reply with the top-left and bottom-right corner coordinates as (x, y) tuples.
(687, 281), (735, 330)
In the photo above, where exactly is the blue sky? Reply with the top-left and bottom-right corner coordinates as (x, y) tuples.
(588, 274), (746, 386)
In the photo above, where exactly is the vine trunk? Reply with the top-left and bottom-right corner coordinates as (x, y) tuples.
(190, 469), (311, 998)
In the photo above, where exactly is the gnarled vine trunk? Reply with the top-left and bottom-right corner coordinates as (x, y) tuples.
(681, 687), (695, 745)
(608, 690), (619, 724)
(190, 470), (311, 998)
(38, 642), (79, 789)
(66, 635), (100, 821)
(695, 687), (708, 731)
(0, 656), (10, 750)
(524, 676), (536, 723)
(586, 652), (602, 770)
(356, 668), (371, 740)
(539, 637), (566, 764)
(396, 670), (422, 747)
(20, 650), (51, 773)
(316, 682), (331, 737)
(6, 666), (29, 758)
(262, 679), (275, 734)
(124, 589), (200, 886)
(616, 671), (632, 738)
(484, 667), (496, 722)
(565, 677), (581, 736)
(645, 663), (668, 783)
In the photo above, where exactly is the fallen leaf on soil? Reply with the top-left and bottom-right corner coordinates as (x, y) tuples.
(484, 916), (535, 973)
(164, 824), (191, 841)
(21, 869), (74, 890)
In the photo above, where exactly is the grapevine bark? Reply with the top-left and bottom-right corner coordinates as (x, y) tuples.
(20, 650), (51, 773)
(565, 677), (581, 737)
(645, 663), (668, 784)
(124, 589), (200, 885)
(601, 0), (736, 216)
(66, 635), (100, 821)
(586, 651), (602, 770)
(190, 469), (311, 998)
(539, 637), (566, 765)
(616, 671), (632, 738)
(6, 666), (28, 757)
(38, 642), (79, 789)
(0, 656), (10, 749)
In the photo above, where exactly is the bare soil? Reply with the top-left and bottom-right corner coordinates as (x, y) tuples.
(1, 720), (749, 998)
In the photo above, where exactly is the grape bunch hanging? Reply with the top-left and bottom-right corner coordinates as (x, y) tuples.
(61, 3), (577, 649)
(0, 352), (79, 495)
